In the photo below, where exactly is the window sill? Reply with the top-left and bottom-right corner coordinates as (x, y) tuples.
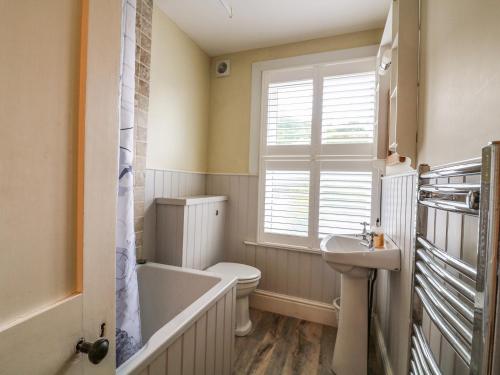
(243, 240), (322, 255)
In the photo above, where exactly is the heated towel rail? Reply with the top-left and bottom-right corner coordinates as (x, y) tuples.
(409, 141), (500, 375)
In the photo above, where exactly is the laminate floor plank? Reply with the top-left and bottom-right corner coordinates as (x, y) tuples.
(233, 309), (382, 375)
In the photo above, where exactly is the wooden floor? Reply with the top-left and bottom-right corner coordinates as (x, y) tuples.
(233, 309), (382, 375)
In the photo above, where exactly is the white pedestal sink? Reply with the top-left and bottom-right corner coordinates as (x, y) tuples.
(320, 235), (400, 375)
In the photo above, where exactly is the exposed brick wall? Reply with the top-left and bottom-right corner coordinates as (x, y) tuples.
(134, 0), (153, 258)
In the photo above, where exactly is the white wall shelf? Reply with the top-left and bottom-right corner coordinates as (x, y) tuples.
(377, 0), (419, 168)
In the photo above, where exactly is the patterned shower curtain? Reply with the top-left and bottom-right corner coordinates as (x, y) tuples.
(116, 0), (142, 367)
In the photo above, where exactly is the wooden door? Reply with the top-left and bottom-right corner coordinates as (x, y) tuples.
(0, 0), (122, 373)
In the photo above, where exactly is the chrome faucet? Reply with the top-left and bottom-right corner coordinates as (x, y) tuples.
(356, 221), (374, 248)
(359, 221), (369, 236)
(360, 232), (374, 248)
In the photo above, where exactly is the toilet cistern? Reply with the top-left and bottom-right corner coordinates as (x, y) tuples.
(320, 234), (400, 375)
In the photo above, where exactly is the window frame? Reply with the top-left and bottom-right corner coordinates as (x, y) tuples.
(256, 54), (380, 249)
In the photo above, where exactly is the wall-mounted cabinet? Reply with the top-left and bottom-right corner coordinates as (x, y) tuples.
(376, 0), (419, 168)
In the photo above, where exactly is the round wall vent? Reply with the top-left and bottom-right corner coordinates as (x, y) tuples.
(215, 59), (230, 77)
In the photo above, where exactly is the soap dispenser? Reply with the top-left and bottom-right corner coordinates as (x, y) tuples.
(373, 218), (384, 249)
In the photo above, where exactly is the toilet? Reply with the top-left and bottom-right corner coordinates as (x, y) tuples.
(155, 196), (262, 336)
(206, 262), (261, 336)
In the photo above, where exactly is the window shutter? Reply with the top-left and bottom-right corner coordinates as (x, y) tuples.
(263, 170), (310, 237)
(321, 71), (376, 144)
(266, 79), (313, 146)
(259, 60), (376, 247)
(318, 171), (372, 237)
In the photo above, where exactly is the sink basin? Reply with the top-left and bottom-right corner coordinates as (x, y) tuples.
(320, 234), (401, 375)
(320, 234), (400, 276)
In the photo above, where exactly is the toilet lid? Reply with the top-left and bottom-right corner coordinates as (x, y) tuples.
(206, 262), (261, 282)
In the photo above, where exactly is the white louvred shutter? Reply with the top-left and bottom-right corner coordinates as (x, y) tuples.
(259, 59), (377, 247)
(266, 79), (313, 146)
(321, 71), (376, 144)
(318, 170), (372, 237)
(263, 169), (310, 237)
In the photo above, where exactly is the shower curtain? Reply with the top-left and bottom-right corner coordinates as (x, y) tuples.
(116, 0), (142, 367)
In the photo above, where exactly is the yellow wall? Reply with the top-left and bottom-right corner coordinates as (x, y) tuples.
(207, 29), (383, 173)
(417, 0), (500, 165)
(147, 5), (211, 172)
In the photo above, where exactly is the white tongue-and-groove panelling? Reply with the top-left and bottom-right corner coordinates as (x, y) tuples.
(378, 171), (478, 375)
(378, 172), (417, 375)
(143, 170), (206, 261)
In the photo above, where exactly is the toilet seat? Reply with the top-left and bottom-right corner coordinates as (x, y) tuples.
(206, 262), (261, 283)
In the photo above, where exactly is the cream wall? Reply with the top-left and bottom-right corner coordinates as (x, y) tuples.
(418, 0), (500, 165)
(207, 29), (383, 174)
(147, 5), (211, 172)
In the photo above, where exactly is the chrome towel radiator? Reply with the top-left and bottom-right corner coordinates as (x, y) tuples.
(409, 142), (500, 375)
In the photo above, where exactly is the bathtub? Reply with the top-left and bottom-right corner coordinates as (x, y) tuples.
(117, 262), (237, 375)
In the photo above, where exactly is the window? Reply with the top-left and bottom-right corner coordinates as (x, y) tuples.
(258, 58), (377, 248)
(267, 79), (313, 146)
(321, 72), (376, 144)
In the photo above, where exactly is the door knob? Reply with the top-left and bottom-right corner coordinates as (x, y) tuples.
(76, 337), (109, 364)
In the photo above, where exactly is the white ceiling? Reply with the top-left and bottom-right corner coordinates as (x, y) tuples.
(156, 0), (391, 56)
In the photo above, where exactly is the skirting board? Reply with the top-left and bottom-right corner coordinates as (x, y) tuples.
(373, 314), (393, 375)
(249, 289), (338, 327)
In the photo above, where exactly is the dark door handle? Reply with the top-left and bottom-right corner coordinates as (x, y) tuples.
(76, 337), (109, 364)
